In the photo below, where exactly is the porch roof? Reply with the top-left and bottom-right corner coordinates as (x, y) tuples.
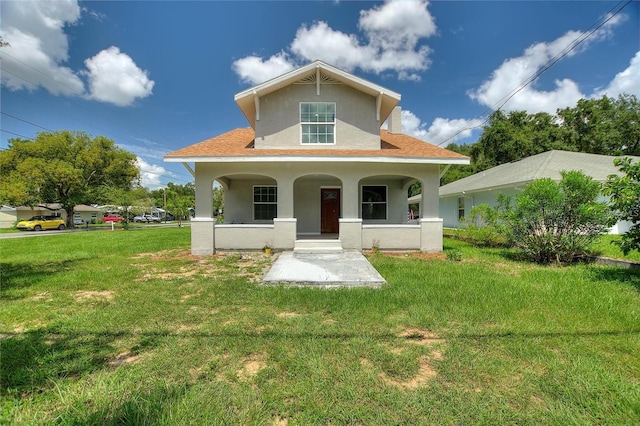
(165, 128), (470, 165)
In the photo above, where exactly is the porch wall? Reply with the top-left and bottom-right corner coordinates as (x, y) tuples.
(215, 224), (275, 250)
(362, 225), (421, 250)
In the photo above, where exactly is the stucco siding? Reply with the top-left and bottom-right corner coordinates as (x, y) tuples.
(224, 178), (277, 224)
(255, 84), (380, 150)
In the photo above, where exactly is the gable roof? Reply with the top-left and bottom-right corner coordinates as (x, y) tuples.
(234, 60), (401, 129)
(165, 128), (469, 165)
(439, 150), (639, 197)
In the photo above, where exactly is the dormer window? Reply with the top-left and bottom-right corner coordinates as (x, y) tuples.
(300, 102), (335, 144)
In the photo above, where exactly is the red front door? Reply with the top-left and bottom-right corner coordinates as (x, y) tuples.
(321, 188), (340, 234)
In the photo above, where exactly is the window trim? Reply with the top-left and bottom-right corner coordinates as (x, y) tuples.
(299, 102), (336, 145)
(253, 185), (277, 221)
(361, 185), (388, 221)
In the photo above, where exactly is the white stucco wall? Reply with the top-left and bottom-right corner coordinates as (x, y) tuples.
(254, 84), (380, 150)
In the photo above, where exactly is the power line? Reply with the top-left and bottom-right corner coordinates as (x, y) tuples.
(0, 129), (34, 140)
(436, 0), (632, 147)
(1, 111), (52, 132)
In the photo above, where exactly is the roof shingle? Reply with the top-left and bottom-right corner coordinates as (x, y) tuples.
(165, 128), (468, 161)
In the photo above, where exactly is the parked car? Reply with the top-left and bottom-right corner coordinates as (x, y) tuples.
(133, 214), (161, 223)
(16, 215), (66, 231)
(103, 214), (124, 223)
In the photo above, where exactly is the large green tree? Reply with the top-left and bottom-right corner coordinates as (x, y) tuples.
(470, 110), (564, 171)
(557, 94), (640, 156)
(0, 130), (139, 226)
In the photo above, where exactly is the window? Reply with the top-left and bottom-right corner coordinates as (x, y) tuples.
(300, 102), (335, 144)
(362, 186), (387, 220)
(458, 197), (465, 221)
(254, 186), (277, 220)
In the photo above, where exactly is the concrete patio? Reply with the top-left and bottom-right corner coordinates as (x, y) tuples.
(262, 250), (386, 288)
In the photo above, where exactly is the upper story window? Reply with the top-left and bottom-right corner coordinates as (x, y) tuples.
(300, 102), (335, 144)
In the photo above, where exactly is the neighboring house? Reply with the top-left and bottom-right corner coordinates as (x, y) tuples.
(0, 203), (103, 228)
(165, 61), (469, 255)
(0, 204), (63, 229)
(73, 204), (102, 225)
(419, 150), (638, 234)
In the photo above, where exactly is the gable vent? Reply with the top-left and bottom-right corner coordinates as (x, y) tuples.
(295, 72), (341, 85)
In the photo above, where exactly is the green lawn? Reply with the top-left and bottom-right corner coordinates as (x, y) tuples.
(2, 229), (639, 424)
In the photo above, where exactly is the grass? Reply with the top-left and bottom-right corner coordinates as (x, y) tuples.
(2, 229), (639, 424)
(588, 234), (640, 263)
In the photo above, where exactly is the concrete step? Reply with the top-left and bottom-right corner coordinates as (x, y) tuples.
(294, 239), (344, 254)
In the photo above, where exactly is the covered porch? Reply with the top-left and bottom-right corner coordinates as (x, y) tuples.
(189, 161), (444, 255)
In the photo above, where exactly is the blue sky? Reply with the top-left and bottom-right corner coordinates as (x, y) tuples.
(1, 0), (638, 189)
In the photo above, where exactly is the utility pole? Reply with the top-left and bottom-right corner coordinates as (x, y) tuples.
(163, 187), (167, 223)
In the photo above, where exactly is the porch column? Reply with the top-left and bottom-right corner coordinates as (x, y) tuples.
(276, 177), (295, 218)
(341, 180), (360, 218)
(339, 218), (362, 250)
(340, 180), (362, 250)
(273, 218), (296, 250)
(192, 174), (215, 255)
(420, 170), (443, 252)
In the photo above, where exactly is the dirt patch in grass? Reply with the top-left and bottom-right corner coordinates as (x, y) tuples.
(399, 328), (446, 345)
(73, 290), (114, 302)
(273, 415), (289, 425)
(31, 292), (53, 302)
(237, 353), (268, 381)
(108, 351), (140, 367)
(277, 312), (302, 318)
(380, 356), (437, 390)
(134, 250), (272, 282)
(381, 251), (447, 261)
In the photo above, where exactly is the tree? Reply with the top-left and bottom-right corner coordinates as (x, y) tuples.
(0, 131), (139, 227)
(557, 95), (640, 156)
(499, 171), (613, 263)
(604, 157), (640, 254)
(471, 110), (564, 171)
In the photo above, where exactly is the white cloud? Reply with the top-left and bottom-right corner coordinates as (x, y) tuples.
(136, 157), (171, 189)
(593, 51), (640, 99)
(83, 47), (154, 106)
(232, 52), (295, 84)
(1, 1), (154, 107)
(233, 0), (436, 85)
(467, 16), (625, 114)
(1, 0), (84, 95)
(401, 110), (481, 145)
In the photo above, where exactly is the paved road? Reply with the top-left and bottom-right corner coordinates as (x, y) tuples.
(1, 222), (189, 239)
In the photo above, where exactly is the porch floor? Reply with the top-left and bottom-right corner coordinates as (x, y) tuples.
(262, 250), (386, 288)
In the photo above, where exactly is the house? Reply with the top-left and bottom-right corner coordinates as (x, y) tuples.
(0, 203), (103, 228)
(0, 203), (63, 229)
(425, 150), (639, 234)
(72, 204), (102, 225)
(164, 61), (469, 255)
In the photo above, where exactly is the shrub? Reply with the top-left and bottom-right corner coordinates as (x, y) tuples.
(500, 171), (614, 263)
(462, 204), (508, 247)
(604, 157), (640, 255)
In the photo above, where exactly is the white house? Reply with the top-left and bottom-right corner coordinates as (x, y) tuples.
(165, 61), (469, 255)
(431, 150), (639, 234)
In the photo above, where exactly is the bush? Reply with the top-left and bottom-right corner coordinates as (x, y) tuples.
(461, 204), (508, 247)
(605, 157), (640, 255)
(500, 171), (614, 263)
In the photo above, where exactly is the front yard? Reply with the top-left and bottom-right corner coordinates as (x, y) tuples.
(1, 228), (639, 424)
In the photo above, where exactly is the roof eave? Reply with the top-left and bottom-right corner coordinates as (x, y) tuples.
(164, 155), (470, 165)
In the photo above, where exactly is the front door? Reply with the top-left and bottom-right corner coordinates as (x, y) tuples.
(321, 188), (340, 234)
